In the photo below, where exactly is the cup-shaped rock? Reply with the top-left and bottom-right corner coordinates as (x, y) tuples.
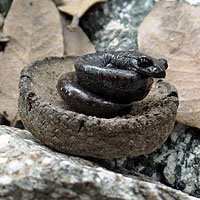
(18, 56), (178, 159)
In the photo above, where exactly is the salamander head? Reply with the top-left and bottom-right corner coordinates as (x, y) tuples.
(133, 55), (168, 78)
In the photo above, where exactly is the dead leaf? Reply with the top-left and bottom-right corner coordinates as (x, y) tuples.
(60, 14), (96, 55)
(138, 1), (200, 128)
(58, 0), (106, 28)
(0, 0), (64, 124)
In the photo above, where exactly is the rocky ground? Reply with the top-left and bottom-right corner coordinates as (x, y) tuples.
(0, 125), (198, 200)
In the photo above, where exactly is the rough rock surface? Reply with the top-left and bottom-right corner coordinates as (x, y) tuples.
(18, 56), (178, 159)
(0, 125), (198, 200)
(183, 0), (200, 5)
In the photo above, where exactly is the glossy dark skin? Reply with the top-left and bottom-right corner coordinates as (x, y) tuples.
(75, 51), (167, 104)
(57, 51), (168, 118)
(57, 73), (132, 118)
(75, 51), (167, 78)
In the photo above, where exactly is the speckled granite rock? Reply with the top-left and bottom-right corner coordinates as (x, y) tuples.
(182, 0), (200, 5)
(0, 125), (198, 200)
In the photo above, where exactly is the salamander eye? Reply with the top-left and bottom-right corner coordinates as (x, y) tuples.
(137, 56), (153, 68)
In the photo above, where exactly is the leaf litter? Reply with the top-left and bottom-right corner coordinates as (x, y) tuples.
(0, 0), (64, 125)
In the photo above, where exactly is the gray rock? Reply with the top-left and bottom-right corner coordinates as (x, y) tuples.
(87, 0), (155, 51)
(0, 125), (198, 200)
(0, 0), (12, 15)
(18, 56), (178, 159)
(181, 0), (200, 5)
(163, 124), (200, 196)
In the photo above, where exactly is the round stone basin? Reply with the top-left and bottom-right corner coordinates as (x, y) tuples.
(18, 56), (179, 159)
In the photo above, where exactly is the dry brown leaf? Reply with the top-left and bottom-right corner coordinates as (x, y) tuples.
(138, 1), (200, 128)
(0, 0), (64, 124)
(60, 14), (96, 55)
(58, 0), (106, 27)
(58, 0), (106, 18)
